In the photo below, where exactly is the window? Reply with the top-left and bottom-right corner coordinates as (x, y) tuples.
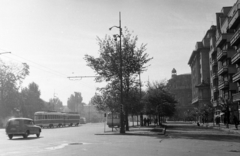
(24, 120), (33, 125)
(8, 120), (20, 126)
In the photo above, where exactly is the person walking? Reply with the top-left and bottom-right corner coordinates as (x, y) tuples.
(143, 118), (146, 126)
(233, 115), (239, 130)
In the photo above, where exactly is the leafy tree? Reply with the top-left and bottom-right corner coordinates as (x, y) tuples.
(0, 60), (29, 119)
(67, 92), (83, 113)
(90, 84), (120, 113)
(143, 81), (177, 125)
(84, 27), (152, 130)
(49, 97), (63, 112)
(20, 82), (44, 118)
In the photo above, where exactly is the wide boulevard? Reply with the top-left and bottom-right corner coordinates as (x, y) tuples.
(0, 122), (240, 156)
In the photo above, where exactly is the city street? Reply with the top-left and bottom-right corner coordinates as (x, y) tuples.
(0, 122), (240, 156)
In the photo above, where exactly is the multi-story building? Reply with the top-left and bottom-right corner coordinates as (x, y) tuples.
(215, 6), (238, 121)
(188, 26), (214, 121)
(167, 68), (192, 120)
(225, 0), (240, 119)
(188, 1), (240, 122)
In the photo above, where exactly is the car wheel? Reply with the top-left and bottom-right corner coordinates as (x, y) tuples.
(8, 134), (13, 139)
(23, 131), (29, 139)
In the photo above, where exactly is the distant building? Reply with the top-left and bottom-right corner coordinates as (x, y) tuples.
(167, 68), (192, 120)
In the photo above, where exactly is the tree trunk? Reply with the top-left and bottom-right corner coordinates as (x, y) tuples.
(132, 114), (134, 127)
(137, 115), (139, 126)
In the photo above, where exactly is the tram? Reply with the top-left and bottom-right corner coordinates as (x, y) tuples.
(34, 111), (80, 128)
(106, 112), (120, 128)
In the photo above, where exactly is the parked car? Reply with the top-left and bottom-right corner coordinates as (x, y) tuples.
(80, 117), (86, 124)
(5, 118), (41, 139)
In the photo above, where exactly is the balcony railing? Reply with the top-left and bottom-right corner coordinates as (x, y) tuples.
(230, 27), (240, 46)
(233, 70), (240, 82)
(229, 9), (240, 29)
(216, 33), (233, 48)
(218, 81), (229, 90)
(231, 51), (240, 64)
(233, 92), (240, 102)
(217, 50), (227, 61)
(217, 49), (236, 62)
(217, 66), (228, 75)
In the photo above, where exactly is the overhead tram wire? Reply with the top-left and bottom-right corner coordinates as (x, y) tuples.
(67, 76), (101, 80)
(1, 53), (68, 78)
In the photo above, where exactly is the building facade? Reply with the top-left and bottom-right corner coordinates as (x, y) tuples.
(188, 27), (213, 119)
(189, 1), (240, 123)
(167, 69), (192, 120)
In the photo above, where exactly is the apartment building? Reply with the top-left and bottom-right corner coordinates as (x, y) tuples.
(188, 1), (240, 122)
(188, 28), (213, 119)
(226, 0), (240, 119)
(215, 6), (239, 121)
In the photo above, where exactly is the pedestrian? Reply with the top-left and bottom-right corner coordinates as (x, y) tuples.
(154, 118), (158, 125)
(146, 118), (150, 126)
(216, 116), (220, 127)
(143, 118), (146, 126)
(233, 115), (239, 130)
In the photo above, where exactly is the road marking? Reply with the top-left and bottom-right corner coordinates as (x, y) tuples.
(45, 142), (91, 151)
(46, 143), (68, 150)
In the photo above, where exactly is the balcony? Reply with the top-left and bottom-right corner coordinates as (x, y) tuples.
(230, 28), (240, 46)
(231, 51), (240, 64)
(233, 92), (240, 102)
(233, 70), (240, 83)
(217, 50), (227, 61)
(229, 9), (240, 29)
(217, 66), (228, 75)
(216, 33), (233, 48)
(218, 81), (229, 90)
(217, 49), (236, 61)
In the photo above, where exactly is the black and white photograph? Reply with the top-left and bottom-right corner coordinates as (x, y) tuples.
(0, 0), (240, 155)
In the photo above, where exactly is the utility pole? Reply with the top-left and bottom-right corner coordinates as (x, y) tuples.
(109, 12), (125, 134)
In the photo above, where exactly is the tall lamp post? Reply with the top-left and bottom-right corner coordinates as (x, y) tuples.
(109, 12), (125, 134)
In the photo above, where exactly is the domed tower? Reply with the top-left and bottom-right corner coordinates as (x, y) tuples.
(172, 68), (177, 78)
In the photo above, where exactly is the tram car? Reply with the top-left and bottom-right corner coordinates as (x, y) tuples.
(107, 112), (120, 128)
(34, 111), (80, 128)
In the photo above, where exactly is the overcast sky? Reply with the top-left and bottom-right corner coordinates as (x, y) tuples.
(0, 0), (237, 105)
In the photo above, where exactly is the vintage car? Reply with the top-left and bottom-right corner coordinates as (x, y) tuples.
(5, 118), (41, 139)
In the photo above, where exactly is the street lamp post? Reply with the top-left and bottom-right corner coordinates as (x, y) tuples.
(109, 12), (125, 134)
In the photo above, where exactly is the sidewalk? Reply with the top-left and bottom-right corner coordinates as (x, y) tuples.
(99, 122), (240, 136)
(200, 122), (240, 135)
(97, 125), (166, 136)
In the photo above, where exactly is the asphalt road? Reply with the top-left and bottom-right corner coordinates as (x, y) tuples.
(0, 122), (240, 156)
